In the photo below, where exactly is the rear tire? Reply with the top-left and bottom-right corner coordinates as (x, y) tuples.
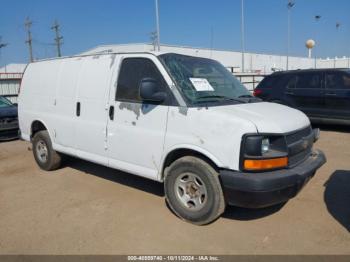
(32, 130), (62, 171)
(164, 156), (226, 225)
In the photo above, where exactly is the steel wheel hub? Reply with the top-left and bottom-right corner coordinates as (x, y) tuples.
(36, 140), (48, 163)
(174, 173), (208, 211)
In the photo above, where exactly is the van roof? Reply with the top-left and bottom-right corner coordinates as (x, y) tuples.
(30, 51), (168, 64)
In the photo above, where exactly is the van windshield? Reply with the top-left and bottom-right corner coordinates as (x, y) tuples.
(159, 53), (255, 105)
(0, 96), (12, 108)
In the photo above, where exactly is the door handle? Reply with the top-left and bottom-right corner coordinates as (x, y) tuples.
(109, 105), (115, 120)
(325, 93), (336, 96)
(285, 91), (294, 95)
(76, 102), (81, 117)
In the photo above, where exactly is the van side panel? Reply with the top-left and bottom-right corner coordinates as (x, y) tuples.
(52, 58), (84, 151)
(19, 60), (61, 141)
(74, 55), (115, 165)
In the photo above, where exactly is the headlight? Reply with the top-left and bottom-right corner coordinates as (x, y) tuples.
(261, 138), (270, 154)
(241, 134), (288, 171)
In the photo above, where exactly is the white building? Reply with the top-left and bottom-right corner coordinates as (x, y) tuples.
(1, 43), (349, 99)
(0, 63), (27, 73)
(0, 64), (26, 103)
(81, 43), (350, 74)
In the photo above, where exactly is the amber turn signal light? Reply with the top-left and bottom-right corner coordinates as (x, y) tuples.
(244, 157), (288, 171)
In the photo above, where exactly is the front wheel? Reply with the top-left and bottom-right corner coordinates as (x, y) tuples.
(164, 156), (226, 225)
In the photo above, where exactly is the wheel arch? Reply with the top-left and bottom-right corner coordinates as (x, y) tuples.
(30, 119), (51, 140)
(160, 145), (223, 181)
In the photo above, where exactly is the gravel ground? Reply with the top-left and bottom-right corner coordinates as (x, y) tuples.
(0, 125), (349, 255)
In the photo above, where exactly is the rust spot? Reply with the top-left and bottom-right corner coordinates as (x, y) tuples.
(119, 102), (141, 119)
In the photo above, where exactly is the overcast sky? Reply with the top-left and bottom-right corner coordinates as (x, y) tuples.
(0, 0), (349, 67)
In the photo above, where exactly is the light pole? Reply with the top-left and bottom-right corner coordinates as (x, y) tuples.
(241, 0), (245, 73)
(334, 22), (341, 68)
(314, 15), (321, 68)
(155, 0), (161, 51)
(287, 0), (295, 71)
(210, 27), (214, 58)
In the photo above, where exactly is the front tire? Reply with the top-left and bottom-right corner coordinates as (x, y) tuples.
(164, 156), (226, 225)
(32, 130), (62, 171)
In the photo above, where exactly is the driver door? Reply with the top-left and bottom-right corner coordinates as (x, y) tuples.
(107, 55), (176, 180)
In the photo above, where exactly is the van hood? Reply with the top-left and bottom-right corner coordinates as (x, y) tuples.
(210, 102), (310, 134)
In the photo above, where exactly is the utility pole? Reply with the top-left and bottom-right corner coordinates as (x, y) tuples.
(51, 20), (63, 57)
(0, 36), (8, 50)
(25, 17), (34, 62)
(155, 0), (161, 51)
(241, 0), (245, 73)
(0, 36), (8, 54)
(287, 0), (295, 71)
(0, 36), (9, 72)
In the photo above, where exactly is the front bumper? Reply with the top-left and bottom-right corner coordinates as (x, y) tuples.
(220, 150), (326, 208)
(0, 127), (20, 141)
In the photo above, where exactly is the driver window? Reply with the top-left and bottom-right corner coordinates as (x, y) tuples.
(116, 58), (169, 103)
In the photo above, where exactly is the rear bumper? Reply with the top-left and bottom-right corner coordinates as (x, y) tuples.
(220, 150), (326, 208)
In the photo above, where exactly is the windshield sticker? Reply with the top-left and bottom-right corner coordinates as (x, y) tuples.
(189, 78), (214, 91)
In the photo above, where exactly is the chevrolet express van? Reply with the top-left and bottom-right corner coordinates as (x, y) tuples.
(19, 52), (326, 225)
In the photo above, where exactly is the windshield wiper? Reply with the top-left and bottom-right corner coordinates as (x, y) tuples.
(237, 94), (262, 103)
(196, 95), (247, 103)
(238, 95), (254, 98)
(198, 95), (229, 100)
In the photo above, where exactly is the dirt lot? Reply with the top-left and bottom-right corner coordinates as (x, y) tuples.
(0, 125), (349, 255)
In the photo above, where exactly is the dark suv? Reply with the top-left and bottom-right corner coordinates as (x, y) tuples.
(0, 96), (19, 141)
(254, 69), (350, 124)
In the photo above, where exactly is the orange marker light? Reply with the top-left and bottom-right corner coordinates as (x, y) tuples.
(244, 157), (288, 171)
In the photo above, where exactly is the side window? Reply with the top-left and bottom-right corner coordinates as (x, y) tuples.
(326, 72), (350, 89)
(116, 58), (171, 103)
(286, 75), (297, 89)
(343, 74), (350, 88)
(258, 76), (277, 89)
(296, 73), (321, 89)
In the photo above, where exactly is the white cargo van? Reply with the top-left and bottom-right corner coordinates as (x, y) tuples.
(19, 52), (326, 225)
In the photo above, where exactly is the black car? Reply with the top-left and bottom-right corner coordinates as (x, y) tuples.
(254, 69), (350, 124)
(0, 96), (19, 141)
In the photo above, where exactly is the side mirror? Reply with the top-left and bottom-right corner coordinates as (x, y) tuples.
(13, 103), (18, 107)
(139, 78), (167, 103)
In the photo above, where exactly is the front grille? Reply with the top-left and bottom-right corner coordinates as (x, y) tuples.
(286, 126), (313, 167)
(286, 126), (312, 145)
(0, 117), (19, 130)
(0, 127), (19, 140)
